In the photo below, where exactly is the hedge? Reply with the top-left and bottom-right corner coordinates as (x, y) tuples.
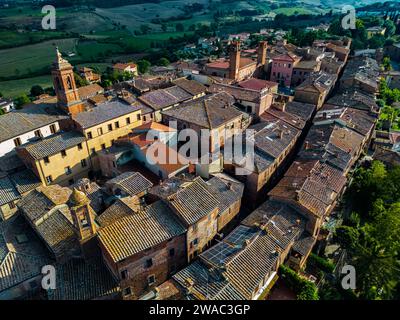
(279, 265), (319, 300)
(308, 253), (335, 273)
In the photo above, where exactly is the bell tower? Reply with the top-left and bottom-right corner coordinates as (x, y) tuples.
(257, 41), (267, 65)
(51, 47), (84, 115)
(229, 41), (241, 80)
(69, 188), (97, 241)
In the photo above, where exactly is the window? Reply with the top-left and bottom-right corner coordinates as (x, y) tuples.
(190, 238), (198, 248)
(147, 275), (155, 286)
(136, 114), (141, 121)
(169, 248), (175, 257)
(145, 259), (153, 268)
(97, 127), (103, 135)
(13, 138), (21, 147)
(101, 143), (106, 150)
(121, 270), (128, 280)
(65, 166), (72, 175)
(77, 143), (83, 150)
(108, 124), (113, 131)
(44, 156), (50, 164)
(61, 150), (67, 157)
(66, 76), (73, 90)
(123, 287), (132, 297)
(46, 176), (53, 184)
(126, 117), (131, 125)
(115, 121), (120, 128)
(50, 124), (57, 134)
(81, 159), (87, 168)
(34, 130), (42, 138)
(9, 202), (16, 210)
(91, 148), (96, 155)
(87, 132), (92, 139)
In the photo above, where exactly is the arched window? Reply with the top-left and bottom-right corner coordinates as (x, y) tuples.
(66, 76), (73, 90)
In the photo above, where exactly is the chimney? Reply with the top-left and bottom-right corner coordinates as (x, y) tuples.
(257, 41), (267, 65)
(229, 41), (241, 80)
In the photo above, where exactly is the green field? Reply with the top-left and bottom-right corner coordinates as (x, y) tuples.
(273, 7), (325, 15)
(0, 30), (70, 49)
(0, 75), (53, 98)
(0, 38), (78, 79)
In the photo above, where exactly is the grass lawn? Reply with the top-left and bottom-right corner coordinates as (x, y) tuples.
(273, 7), (325, 15)
(0, 75), (52, 98)
(0, 38), (78, 79)
(76, 40), (123, 61)
(0, 29), (69, 49)
(135, 31), (194, 41)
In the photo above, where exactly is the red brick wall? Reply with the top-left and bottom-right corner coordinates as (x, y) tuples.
(114, 234), (187, 299)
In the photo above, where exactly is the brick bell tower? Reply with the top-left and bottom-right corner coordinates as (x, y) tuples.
(69, 188), (97, 242)
(257, 41), (267, 66)
(229, 40), (241, 80)
(51, 47), (84, 115)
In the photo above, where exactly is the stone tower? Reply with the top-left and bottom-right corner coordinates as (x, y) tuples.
(229, 41), (241, 80)
(69, 188), (97, 241)
(51, 47), (84, 115)
(257, 41), (267, 65)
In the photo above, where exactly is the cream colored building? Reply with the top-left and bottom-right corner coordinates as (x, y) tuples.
(72, 100), (143, 170)
(16, 131), (91, 186)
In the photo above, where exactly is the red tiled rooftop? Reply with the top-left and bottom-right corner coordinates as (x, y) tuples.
(239, 78), (278, 91)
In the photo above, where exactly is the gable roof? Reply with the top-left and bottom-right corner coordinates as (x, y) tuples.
(167, 177), (220, 225)
(172, 78), (206, 96)
(139, 86), (192, 111)
(48, 257), (119, 300)
(0, 176), (20, 206)
(98, 200), (186, 262)
(106, 171), (153, 197)
(73, 100), (141, 129)
(162, 92), (242, 129)
(0, 216), (53, 293)
(0, 103), (67, 143)
(77, 83), (104, 100)
(19, 131), (86, 160)
(208, 83), (261, 103)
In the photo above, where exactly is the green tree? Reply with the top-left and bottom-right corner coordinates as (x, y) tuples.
(158, 57), (170, 66)
(74, 73), (89, 87)
(384, 20), (396, 37)
(176, 23), (185, 32)
(382, 57), (392, 71)
(137, 59), (151, 74)
(14, 94), (31, 109)
(30, 85), (44, 97)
